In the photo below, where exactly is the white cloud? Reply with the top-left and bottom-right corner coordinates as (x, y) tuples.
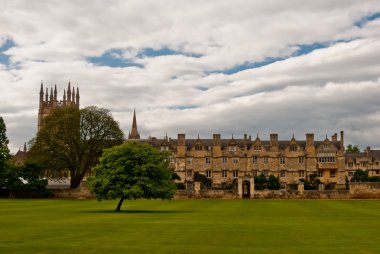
(0, 1), (380, 152)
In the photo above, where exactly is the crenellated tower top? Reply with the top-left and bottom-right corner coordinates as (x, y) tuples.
(38, 81), (80, 131)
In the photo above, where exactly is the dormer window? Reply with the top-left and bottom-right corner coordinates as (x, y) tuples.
(290, 144), (297, 151)
(253, 145), (261, 151)
(229, 146), (237, 152)
(195, 144), (203, 151)
(160, 146), (169, 151)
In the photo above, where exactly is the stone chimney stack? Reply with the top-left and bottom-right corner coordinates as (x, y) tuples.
(270, 133), (278, 150)
(177, 134), (186, 157)
(340, 131), (344, 151)
(366, 146), (371, 157)
(213, 134), (221, 146)
(212, 134), (221, 157)
(306, 133), (314, 147)
(305, 133), (315, 154)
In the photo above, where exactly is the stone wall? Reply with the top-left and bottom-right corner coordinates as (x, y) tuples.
(50, 182), (94, 199)
(49, 181), (380, 200)
(349, 182), (380, 199)
(175, 189), (238, 199)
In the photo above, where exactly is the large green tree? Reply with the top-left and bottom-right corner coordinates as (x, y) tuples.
(29, 106), (124, 188)
(87, 142), (176, 211)
(0, 116), (10, 187)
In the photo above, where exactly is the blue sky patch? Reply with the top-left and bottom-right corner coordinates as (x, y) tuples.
(87, 49), (143, 68)
(355, 12), (380, 28)
(211, 39), (355, 75)
(196, 86), (208, 91)
(292, 42), (328, 56)
(168, 105), (198, 110)
(137, 47), (202, 58)
(0, 38), (16, 67)
(211, 57), (284, 75)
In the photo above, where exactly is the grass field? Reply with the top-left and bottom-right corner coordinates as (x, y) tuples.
(0, 199), (380, 254)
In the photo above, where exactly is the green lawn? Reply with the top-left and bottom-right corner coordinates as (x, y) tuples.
(0, 199), (379, 254)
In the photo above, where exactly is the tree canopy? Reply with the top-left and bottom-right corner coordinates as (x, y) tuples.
(346, 144), (360, 153)
(0, 116), (10, 188)
(87, 142), (176, 211)
(2, 161), (49, 198)
(29, 106), (124, 188)
(351, 169), (380, 182)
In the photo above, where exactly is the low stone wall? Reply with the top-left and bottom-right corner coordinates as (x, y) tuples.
(175, 189), (238, 199)
(50, 182), (94, 199)
(349, 182), (380, 199)
(46, 181), (380, 200)
(252, 190), (350, 199)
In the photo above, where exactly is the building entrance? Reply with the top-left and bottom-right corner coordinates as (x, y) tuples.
(242, 180), (250, 198)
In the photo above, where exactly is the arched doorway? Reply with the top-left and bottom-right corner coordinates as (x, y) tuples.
(242, 180), (250, 198)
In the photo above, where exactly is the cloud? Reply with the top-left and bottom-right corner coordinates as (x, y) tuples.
(0, 1), (380, 153)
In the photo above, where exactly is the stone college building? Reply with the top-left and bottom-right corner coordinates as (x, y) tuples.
(33, 83), (380, 198)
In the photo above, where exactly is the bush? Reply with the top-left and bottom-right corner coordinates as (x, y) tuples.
(194, 172), (212, 189)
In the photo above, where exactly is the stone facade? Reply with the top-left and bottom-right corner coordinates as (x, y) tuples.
(133, 130), (347, 193)
(345, 147), (380, 179)
(126, 112), (348, 194)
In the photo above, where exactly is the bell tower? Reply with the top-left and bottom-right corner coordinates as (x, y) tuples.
(37, 81), (80, 131)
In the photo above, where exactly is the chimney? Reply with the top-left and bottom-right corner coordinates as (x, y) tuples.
(178, 134), (185, 146)
(366, 146), (371, 157)
(331, 133), (337, 142)
(340, 131), (344, 151)
(213, 134), (221, 146)
(270, 134), (278, 148)
(244, 133), (247, 140)
(177, 134), (186, 157)
(306, 133), (314, 147)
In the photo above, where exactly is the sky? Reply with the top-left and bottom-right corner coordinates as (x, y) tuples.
(1, 0), (380, 153)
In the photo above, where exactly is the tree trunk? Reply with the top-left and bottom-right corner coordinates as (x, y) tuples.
(70, 175), (82, 189)
(116, 197), (125, 211)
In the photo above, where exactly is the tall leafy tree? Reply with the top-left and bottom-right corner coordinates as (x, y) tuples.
(29, 106), (124, 188)
(87, 142), (176, 211)
(0, 116), (10, 187)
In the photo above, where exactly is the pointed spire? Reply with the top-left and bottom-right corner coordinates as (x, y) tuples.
(67, 81), (71, 102)
(45, 88), (48, 101)
(54, 84), (57, 101)
(232, 134), (234, 139)
(63, 89), (66, 104)
(23, 142), (27, 153)
(50, 87), (53, 101)
(39, 81), (44, 102)
(128, 108), (140, 139)
(76, 86), (80, 105)
(72, 87), (75, 102)
(292, 133), (295, 139)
